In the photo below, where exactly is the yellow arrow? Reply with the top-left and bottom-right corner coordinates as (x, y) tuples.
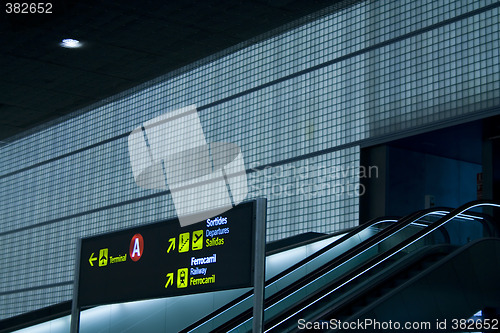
(165, 273), (174, 288)
(167, 237), (175, 253)
(89, 252), (97, 266)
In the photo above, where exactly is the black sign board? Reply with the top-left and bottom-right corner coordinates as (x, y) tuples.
(77, 201), (258, 307)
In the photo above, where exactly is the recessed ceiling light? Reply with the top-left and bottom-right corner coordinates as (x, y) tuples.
(60, 38), (82, 48)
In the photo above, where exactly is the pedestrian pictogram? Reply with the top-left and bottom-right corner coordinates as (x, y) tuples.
(99, 248), (108, 267)
(177, 268), (188, 288)
(165, 273), (174, 288)
(179, 232), (190, 253)
(192, 230), (203, 250)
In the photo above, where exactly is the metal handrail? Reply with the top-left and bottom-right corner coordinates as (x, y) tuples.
(264, 200), (500, 332)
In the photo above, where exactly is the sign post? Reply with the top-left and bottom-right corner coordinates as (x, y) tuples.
(70, 199), (265, 331)
(252, 198), (267, 333)
(70, 239), (81, 333)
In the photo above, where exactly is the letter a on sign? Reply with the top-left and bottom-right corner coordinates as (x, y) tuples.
(130, 234), (144, 261)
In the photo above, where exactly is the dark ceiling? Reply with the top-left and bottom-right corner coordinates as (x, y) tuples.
(0, 0), (344, 144)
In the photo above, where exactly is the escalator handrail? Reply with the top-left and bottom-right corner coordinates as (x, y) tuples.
(309, 243), (458, 327)
(206, 207), (456, 332)
(182, 208), (448, 333)
(339, 237), (500, 326)
(180, 215), (399, 332)
(264, 200), (500, 332)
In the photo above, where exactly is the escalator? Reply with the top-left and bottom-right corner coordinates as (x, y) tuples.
(263, 201), (500, 333)
(320, 238), (500, 332)
(182, 201), (500, 333)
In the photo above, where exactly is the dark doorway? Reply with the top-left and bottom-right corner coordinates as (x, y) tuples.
(360, 121), (483, 222)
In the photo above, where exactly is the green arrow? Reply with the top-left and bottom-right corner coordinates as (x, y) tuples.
(165, 273), (174, 288)
(167, 237), (175, 253)
(89, 252), (97, 266)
